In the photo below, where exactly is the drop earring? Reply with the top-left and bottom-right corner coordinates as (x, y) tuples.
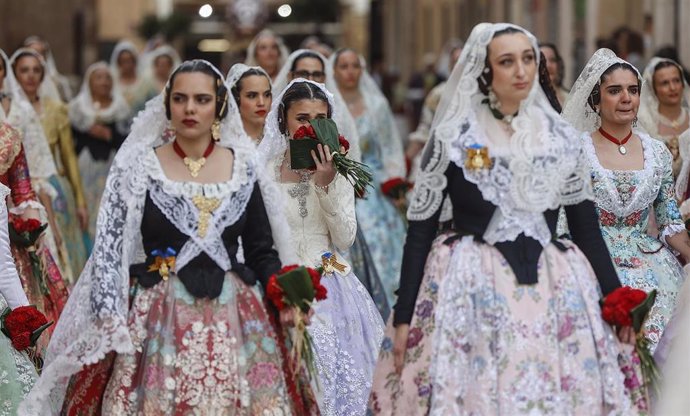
(211, 119), (221, 141)
(488, 87), (501, 111)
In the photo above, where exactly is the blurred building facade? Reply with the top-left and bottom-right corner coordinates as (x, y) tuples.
(1, 0), (688, 87)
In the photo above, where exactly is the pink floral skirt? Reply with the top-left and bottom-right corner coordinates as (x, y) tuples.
(101, 273), (293, 415)
(369, 234), (637, 415)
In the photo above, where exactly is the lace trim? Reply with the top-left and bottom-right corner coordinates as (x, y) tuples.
(147, 167), (255, 272)
(142, 146), (252, 199)
(442, 104), (591, 246)
(583, 131), (665, 217)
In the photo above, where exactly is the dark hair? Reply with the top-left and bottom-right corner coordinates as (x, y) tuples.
(539, 42), (565, 87)
(477, 27), (529, 95)
(11, 50), (45, 83)
(538, 51), (562, 112)
(587, 62), (640, 110)
(333, 48), (358, 67)
(230, 68), (271, 105)
(164, 60), (229, 120)
(290, 51), (325, 72)
(117, 49), (137, 64)
(277, 81), (332, 134)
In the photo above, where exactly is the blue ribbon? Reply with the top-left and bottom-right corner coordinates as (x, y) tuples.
(151, 247), (177, 258)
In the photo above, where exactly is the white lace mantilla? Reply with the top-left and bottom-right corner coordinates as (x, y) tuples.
(145, 149), (256, 272)
(582, 131), (666, 218)
(407, 23), (592, 247)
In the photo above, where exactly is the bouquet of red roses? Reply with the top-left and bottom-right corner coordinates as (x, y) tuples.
(267, 265), (327, 383)
(8, 216), (49, 295)
(601, 286), (659, 396)
(289, 119), (373, 195)
(1, 305), (52, 372)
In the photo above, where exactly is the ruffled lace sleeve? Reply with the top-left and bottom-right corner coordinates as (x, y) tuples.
(654, 145), (686, 241)
(0, 183), (30, 309)
(313, 173), (357, 251)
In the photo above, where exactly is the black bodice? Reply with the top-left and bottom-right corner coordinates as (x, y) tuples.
(393, 162), (621, 326)
(129, 184), (281, 299)
(73, 121), (127, 161)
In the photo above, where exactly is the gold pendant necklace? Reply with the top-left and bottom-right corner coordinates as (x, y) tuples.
(173, 139), (215, 178)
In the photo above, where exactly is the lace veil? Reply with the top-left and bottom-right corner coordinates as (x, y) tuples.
(561, 48), (641, 133)
(22, 36), (69, 101)
(272, 49), (361, 162)
(244, 29), (290, 72)
(638, 57), (690, 138)
(409, 22), (593, 246)
(68, 61), (131, 133)
(329, 51), (406, 179)
(19, 60), (260, 415)
(6, 48), (60, 181)
(226, 63), (270, 90)
(109, 40), (140, 80)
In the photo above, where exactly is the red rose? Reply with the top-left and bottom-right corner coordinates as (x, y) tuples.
(338, 135), (350, 152)
(601, 286), (648, 327)
(5, 306), (48, 334)
(23, 219), (42, 232)
(293, 125), (316, 140)
(381, 177), (411, 198)
(11, 331), (31, 351)
(266, 275), (285, 310)
(306, 268), (328, 301)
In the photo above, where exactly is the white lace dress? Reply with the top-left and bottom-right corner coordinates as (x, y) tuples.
(277, 163), (385, 415)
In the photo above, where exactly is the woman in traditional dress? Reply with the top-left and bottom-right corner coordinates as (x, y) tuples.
(227, 64), (273, 144)
(562, 48), (689, 353)
(109, 40), (144, 109)
(273, 50), (392, 318)
(23, 36), (73, 102)
(69, 61), (130, 241)
(0, 182), (41, 416)
(245, 29), (290, 82)
(11, 48), (89, 280)
(369, 23), (634, 415)
(332, 49), (407, 312)
(638, 57), (690, 180)
(0, 51), (70, 342)
(258, 79), (384, 415)
(21, 60), (300, 415)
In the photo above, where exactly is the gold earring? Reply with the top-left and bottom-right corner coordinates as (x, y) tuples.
(211, 119), (221, 141)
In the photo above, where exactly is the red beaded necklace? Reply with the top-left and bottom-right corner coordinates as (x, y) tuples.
(598, 127), (632, 155)
(172, 140), (215, 178)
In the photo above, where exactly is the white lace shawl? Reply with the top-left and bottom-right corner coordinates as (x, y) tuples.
(329, 52), (405, 179)
(272, 49), (362, 163)
(4, 49), (60, 181)
(408, 22), (593, 247)
(19, 60), (265, 415)
(68, 62), (131, 133)
(638, 57), (690, 139)
(561, 48), (641, 134)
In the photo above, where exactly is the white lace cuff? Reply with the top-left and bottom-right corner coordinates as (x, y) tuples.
(9, 200), (45, 216)
(660, 222), (686, 253)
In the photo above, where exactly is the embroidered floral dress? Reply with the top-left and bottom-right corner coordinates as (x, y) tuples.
(0, 122), (67, 351)
(583, 132), (687, 352)
(60, 147), (296, 415)
(274, 157), (385, 415)
(0, 183), (38, 416)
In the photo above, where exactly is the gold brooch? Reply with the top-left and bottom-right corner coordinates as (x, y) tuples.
(465, 144), (492, 170)
(321, 252), (347, 274)
(148, 248), (177, 281)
